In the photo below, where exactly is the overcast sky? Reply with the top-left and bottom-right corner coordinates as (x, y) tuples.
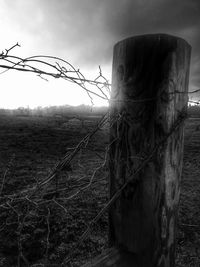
(0, 0), (199, 108)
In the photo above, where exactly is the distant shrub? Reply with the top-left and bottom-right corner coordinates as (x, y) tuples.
(188, 105), (200, 117)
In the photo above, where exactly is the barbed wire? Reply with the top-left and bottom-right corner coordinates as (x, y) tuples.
(63, 108), (188, 266)
(0, 43), (199, 107)
(0, 43), (199, 266)
(0, 43), (111, 106)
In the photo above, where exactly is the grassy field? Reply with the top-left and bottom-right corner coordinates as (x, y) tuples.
(0, 114), (109, 267)
(176, 118), (200, 266)
(0, 114), (199, 266)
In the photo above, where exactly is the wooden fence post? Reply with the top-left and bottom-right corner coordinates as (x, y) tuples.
(83, 34), (191, 267)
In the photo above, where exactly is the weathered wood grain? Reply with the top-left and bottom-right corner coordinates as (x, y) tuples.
(82, 34), (191, 267)
(108, 34), (191, 267)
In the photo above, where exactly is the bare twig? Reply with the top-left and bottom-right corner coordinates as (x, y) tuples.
(45, 208), (51, 265)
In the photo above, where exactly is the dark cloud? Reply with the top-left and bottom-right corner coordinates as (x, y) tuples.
(40, 0), (200, 90)
(191, 55), (200, 89)
(104, 0), (200, 36)
(2, 0), (200, 91)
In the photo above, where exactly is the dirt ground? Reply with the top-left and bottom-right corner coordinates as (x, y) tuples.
(0, 114), (199, 266)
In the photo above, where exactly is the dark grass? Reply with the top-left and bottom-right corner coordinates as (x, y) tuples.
(0, 114), (199, 266)
(0, 114), (109, 267)
(176, 118), (200, 267)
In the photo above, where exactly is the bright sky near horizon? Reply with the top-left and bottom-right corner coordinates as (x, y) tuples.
(0, 0), (199, 108)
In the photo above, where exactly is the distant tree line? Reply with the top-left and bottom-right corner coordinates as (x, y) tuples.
(0, 104), (108, 117)
(0, 104), (199, 118)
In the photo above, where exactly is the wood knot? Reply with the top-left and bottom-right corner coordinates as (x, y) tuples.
(117, 65), (125, 82)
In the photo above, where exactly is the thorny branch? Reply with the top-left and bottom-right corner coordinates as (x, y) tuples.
(0, 43), (199, 105)
(0, 43), (111, 106)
